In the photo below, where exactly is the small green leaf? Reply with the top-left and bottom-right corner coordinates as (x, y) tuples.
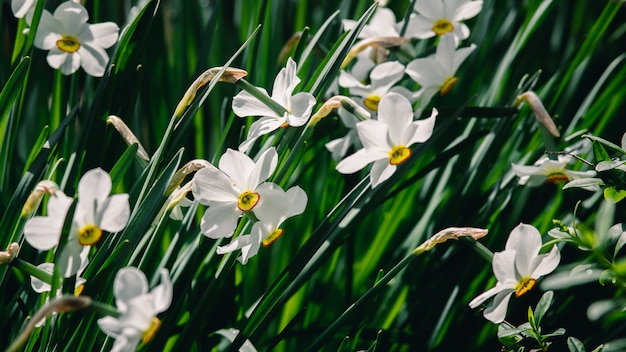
(586, 134), (626, 156)
(568, 336), (587, 352)
(543, 328), (566, 338)
(528, 306), (537, 331)
(534, 290), (554, 325)
(604, 187), (626, 203)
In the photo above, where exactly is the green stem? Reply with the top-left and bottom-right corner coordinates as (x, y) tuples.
(10, 257), (53, 284)
(234, 79), (288, 117)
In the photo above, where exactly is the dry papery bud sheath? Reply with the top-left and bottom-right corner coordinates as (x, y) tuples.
(21, 180), (60, 217)
(309, 95), (370, 126)
(0, 243), (20, 264)
(514, 91), (560, 137)
(342, 36), (410, 68)
(175, 67), (248, 117)
(414, 227), (488, 254)
(107, 115), (150, 161)
(166, 159), (211, 195)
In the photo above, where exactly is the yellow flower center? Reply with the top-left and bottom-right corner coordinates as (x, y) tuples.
(263, 228), (284, 247)
(514, 276), (536, 298)
(56, 35), (81, 53)
(432, 19), (454, 35)
(364, 95), (381, 111)
(78, 224), (102, 246)
(238, 191), (260, 212)
(546, 173), (569, 183)
(142, 317), (162, 344)
(440, 76), (459, 95)
(389, 146), (411, 165)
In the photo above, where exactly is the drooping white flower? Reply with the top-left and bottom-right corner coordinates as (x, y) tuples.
(24, 168), (131, 277)
(404, 0), (483, 43)
(512, 159), (596, 187)
(339, 61), (410, 112)
(469, 223), (561, 323)
(192, 148), (290, 239)
(405, 34), (475, 103)
(217, 186), (307, 264)
(336, 93), (436, 188)
(32, 1), (119, 76)
(232, 58), (316, 152)
(98, 267), (172, 352)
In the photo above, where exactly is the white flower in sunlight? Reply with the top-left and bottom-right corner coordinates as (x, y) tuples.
(336, 93), (436, 188)
(404, 0), (483, 43)
(342, 7), (400, 38)
(339, 61), (411, 111)
(232, 57), (316, 152)
(192, 148), (291, 239)
(405, 34), (475, 103)
(325, 108), (363, 161)
(512, 159), (596, 187)
(217, 186), (307, 264)
(24, 168), (131, 277)
(32, 1), (119, 76)
(469, 223), (560, 324)
(98, 267), (172, 352)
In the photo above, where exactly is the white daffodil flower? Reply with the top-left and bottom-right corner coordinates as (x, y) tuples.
(98, 267), (172, 352)
(512, 159), (596, 187)
(339, 61), (410, 112)
(405, 34), (475, 103)
(192, 148), (290, 239)
(404, 0), (483, 44)
(342, 7), (401, 38)
(336, 93), (437, 188)
(469, 223), (561, 324)
(217, 185), (307, 264)
(31, 1), (119, 76)
(232, 58), (316, 152)
(24, 168), (131, 277)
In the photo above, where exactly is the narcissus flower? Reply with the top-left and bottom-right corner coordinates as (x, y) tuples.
(512, 159), (596, 186)
(192, 148), (289, 239)
(24, 168), (130, 277)
(404, 0), (483, 43)
(32, 1), (119, 76)
(339, 61), (408, 111)
(469, 223), (560, 323)
(217, 186), (307, 264)
(336, 93), (436, 188)
(405, 34), (475, 103)
(98, 267), (172, 352)
(232, 58), (316, 152)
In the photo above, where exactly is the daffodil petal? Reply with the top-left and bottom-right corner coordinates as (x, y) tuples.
(370, 159), (396, 188)
(482, 290), (514, 323)
(200, 204), (240, 239)
(232, 89), (279, 118)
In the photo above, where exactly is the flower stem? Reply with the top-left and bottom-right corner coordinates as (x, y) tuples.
(234, 79), (288, 117)
(10, 257), (53, 284)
